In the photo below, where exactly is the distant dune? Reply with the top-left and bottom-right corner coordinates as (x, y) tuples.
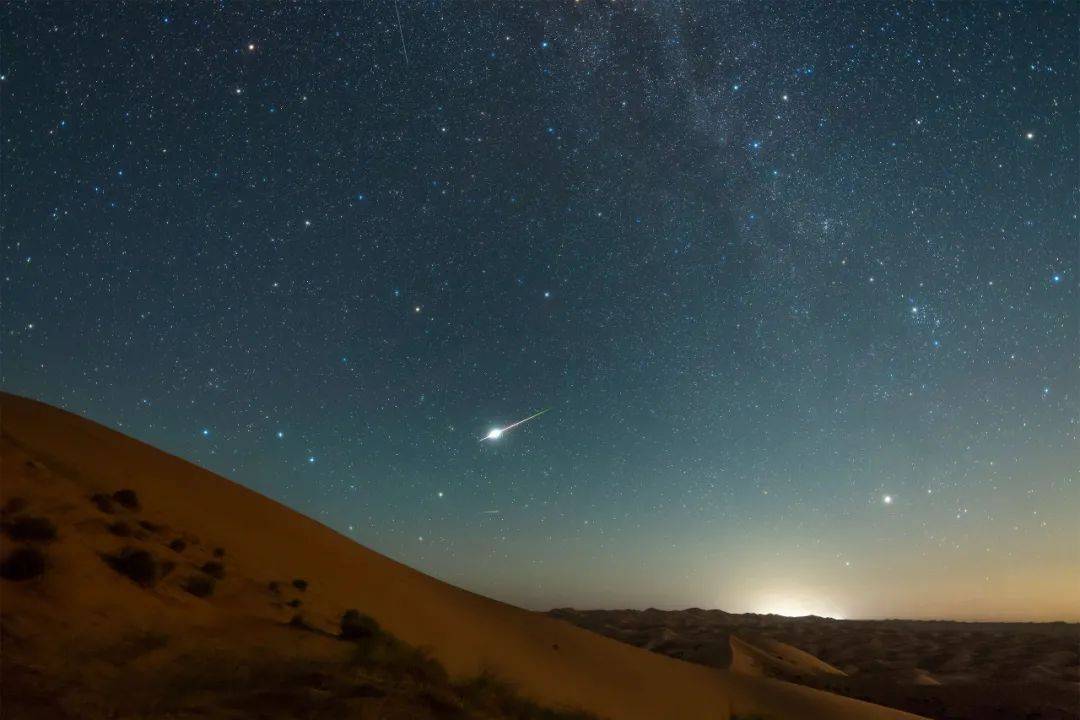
(729, 635), (848, 681)
(0, 392), (926, 719)
(550, 608), (1080, 720)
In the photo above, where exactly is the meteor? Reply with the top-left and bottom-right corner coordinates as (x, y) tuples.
(480, 408), (550, 442)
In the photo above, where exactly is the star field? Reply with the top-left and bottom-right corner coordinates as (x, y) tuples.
(3, 1), (1077, 620)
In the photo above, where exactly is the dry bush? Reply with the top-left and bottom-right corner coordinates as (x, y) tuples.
(1, 547), (45, 581)
(347, 623), (447, 686)
(3, 515), (58, 542)
(108, 521), (132, 537)
(288, 614), (311, 630)
(184, 574), (215, 597)
(340, 609), (380, 641)
(112, 489), (140, 510)
(90, 493), (116, 513)
(456, 672), (599, 720)
(104, 547), (158, 586)
(201, 561), (225, 579)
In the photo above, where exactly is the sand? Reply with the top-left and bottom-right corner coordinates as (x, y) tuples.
(1, 392), (926, 719)
(551, 608), (1080, 720)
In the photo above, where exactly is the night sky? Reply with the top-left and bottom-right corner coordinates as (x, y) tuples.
(4, 2), (1077, 621)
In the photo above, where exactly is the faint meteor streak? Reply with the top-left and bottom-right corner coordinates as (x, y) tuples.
(393, 0), (409, 65)
(479, 409), (550, 442)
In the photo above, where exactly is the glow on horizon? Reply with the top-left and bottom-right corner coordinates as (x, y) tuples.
(748, 592), (848, 620)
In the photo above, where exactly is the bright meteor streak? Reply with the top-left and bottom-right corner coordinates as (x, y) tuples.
(480, 408), (550, 442)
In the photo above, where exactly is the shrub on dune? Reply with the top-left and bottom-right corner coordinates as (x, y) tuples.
(184, 574), (215, 598)
(89, 493), (115, 514)
(200, 561), (225, 579)
(112, 489), (140, 510)
(104, 548), (158, 586)
(1, 547), (46, 581)
(3, 515), (58, 542)
(456, 672), (600, 719)
(340, 609), (380, 641)
(108, 521), (132, 537)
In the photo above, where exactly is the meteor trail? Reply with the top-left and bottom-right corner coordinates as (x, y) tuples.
(480, 408), (550, 442)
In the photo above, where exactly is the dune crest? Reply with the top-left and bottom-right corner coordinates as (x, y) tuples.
(1, 393), (925, 719)
(730, 635), (847, 681)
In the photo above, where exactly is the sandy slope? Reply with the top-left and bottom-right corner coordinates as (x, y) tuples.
(0, 392), (925, 719)
(729, 635), (847, 681)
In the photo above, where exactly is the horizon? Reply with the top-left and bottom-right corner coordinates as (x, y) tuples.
(9, 389), (1080, 626)
(4, 1), (1077, 624)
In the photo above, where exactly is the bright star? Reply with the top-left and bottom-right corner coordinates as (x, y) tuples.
(883, 494), (894, 505)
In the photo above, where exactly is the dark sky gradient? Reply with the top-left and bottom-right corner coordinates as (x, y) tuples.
(4, 1), (1077, 620)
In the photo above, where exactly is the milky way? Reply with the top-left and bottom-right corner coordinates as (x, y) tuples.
(3, 2), (1076, 619)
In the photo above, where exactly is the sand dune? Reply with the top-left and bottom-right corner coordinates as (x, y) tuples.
(729, 635), (847, 681)
(0, 393), (925, 719)
(551, 608), (1080, 720)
